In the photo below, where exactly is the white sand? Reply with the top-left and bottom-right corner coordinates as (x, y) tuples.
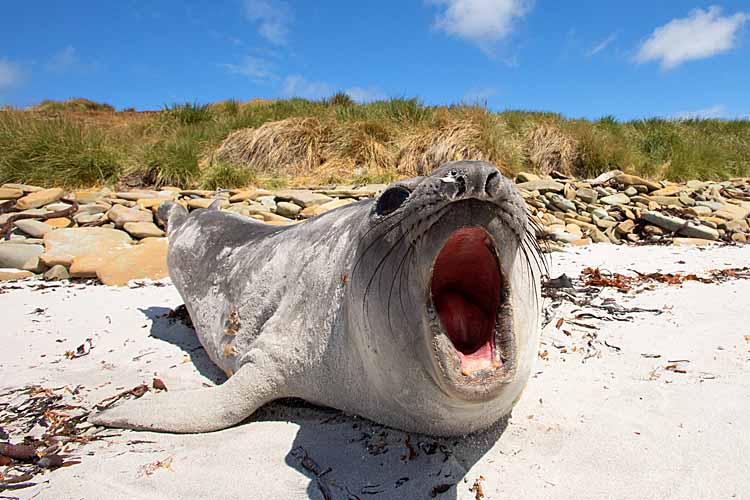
(2, 243), (749, 499)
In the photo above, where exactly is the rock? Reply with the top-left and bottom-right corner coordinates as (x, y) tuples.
(300, 198), (356, 218)
(550, 194), (576, 212)
(651, 196), (682, 207)
(21, 255), (47, 274)
(15, 188), (65, 210)
(46, 202), (74, 211)
(599, 193), (630, 206)
(613, 173), (661, 191)
(0, 244), (44, 269)
(570, 238), (592, 246)
(264, 220), (299, 226)
(642, 211), (718, 240)
(721, 219), (750, 232)
(547, 229), (579, 243)
(96, 238), (168, 286)
(14, 219), (54, 238)
(589, 227), (610, 243)
(113, 191), (168, 201)
(565, 223), (582, 236)
(186, 198), (230, 210)
(687, 206), (712, 217)
(43, 264), (70, 281)
(678, 194), (695, 207)
(180, 190), (215, 197)
(107, 204), (154, 227)
(515, 172), (540, 183)
(257, 196), (277, 210)
(616, 220), (635, 235)
(356, 184), (387, 195)
(0, 269), (34, 281)
(651, 185), (684, 197)
(1, 183), (44, 193)
(42, 227), (132, 268)
(275, 190), (333, 208)
(275, 201), (302, 218)
(576, 188), (598, 203)
(623, 186), (638, 197)
(74, 213), (105, 224)
(643, 224), (665, 236)
(73, 189), (108, 203)
(77, 203), (111, 215)
(260, 212), (293, 223)
(695, 200), (723, 211)
(672, 237), (715, 247)
(137, 198), (169, 210)
(515, 180), (564, 194)
(0, 188), (23, 200)
(714, 203), (750, 221)
(642, 211), (684, 232)
(732, 233), (747, 243)
(680, 224), (719, 241)
(44, 217), (72, 229)
(229, 189), (274, 202)
(123, 222), (165, 239)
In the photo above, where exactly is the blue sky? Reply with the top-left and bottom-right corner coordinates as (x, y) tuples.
(1, 1), (749, 119)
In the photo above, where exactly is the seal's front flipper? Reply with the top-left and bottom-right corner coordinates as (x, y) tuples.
(89, 363), (282, 433)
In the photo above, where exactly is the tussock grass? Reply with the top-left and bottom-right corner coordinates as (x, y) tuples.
(1, 96), (749, 189)
(524, 124), (578, 176)
(0, 110), (121, 187)
(33, 98), (116, 113)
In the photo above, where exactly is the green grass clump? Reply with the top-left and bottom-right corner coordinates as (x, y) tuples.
(0, 110), (121, 187)
(199, 162), (255, 189)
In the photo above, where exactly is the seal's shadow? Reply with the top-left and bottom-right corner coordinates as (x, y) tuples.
(139, 305), (507, 499)
(138, 306), (227, 385)
(254, 401), (508, 500)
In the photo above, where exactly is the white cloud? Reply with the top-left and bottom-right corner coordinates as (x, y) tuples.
(588, 33), (617, 56)
(281, 75), (332, 100)
(430, 0), (532, 49)
(0, 59), (23, 91)
(636, 6), (749, 70)
(345, 86), (387, 103)
(223, 55), (277, 82)
(48, 46), (77, 72)
(463, 86), (497, 102)
(674, 105), (727, 120)
(243, 0), (292, 45)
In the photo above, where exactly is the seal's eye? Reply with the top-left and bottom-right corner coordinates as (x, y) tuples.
(375, 186), (410, 216)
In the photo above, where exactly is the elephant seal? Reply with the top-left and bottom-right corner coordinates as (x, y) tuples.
(90, 160), (544, 436)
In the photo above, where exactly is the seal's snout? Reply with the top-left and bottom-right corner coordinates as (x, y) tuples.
(430, 227), (504, 375)
(440, 162), (504, 200)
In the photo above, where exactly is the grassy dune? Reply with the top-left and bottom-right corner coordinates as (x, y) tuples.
(1, 95), (749, 189)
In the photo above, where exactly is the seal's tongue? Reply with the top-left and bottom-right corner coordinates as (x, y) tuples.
(431, 228), (502, 373)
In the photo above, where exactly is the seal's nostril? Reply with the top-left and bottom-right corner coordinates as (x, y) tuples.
(455, 176), (467, 198)
(484, 170), (500, 197)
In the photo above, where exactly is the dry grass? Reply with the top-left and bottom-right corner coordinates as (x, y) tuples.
(396, 120), (486, 176)
(524, 124), (579, 176)
(213, 117), (330, 177)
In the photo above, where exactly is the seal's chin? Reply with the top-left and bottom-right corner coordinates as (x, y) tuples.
(430, 227), (508, 377)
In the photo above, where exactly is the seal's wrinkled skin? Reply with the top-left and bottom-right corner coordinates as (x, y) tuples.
(90, 161), (544, 436)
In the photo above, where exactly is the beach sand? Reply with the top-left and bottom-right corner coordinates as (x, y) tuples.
(2, 243), (749, 499)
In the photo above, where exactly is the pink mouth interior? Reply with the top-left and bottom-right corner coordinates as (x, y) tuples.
(431, 228), (502, 373)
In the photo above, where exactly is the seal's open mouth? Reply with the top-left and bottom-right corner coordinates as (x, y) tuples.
(431, 227), (503, 375)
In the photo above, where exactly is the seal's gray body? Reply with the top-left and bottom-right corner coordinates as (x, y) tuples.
(92, 161), (542, 436)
